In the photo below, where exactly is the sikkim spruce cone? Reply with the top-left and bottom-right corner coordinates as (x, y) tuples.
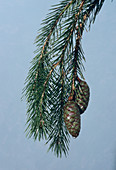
(64, 101), (81, 138)
(76, 77), (90, 114)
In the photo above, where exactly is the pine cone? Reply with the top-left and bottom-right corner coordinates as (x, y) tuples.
(76, 77), (90, 114)
(64, 101), (81, 138)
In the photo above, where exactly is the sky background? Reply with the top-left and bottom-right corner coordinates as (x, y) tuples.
(0, 0), (116, 170)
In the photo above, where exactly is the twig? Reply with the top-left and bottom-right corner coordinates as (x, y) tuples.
(38, 0), (74, 66)
(40, 0), (86, 110)
(40, 60), (61, 108)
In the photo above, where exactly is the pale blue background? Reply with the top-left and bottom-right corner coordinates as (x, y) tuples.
(0, 0), (116, 170)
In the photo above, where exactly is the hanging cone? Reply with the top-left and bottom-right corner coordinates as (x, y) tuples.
(76, 77), (90, 114)
(64, 101), (81, 138)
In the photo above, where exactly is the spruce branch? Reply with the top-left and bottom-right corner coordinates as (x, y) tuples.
(23, 0), (106, 157)
(40, 0), (85, 118)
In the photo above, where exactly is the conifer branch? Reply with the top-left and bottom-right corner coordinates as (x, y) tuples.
(40, 0), (85, 112)
(23, 0), (106, 157)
